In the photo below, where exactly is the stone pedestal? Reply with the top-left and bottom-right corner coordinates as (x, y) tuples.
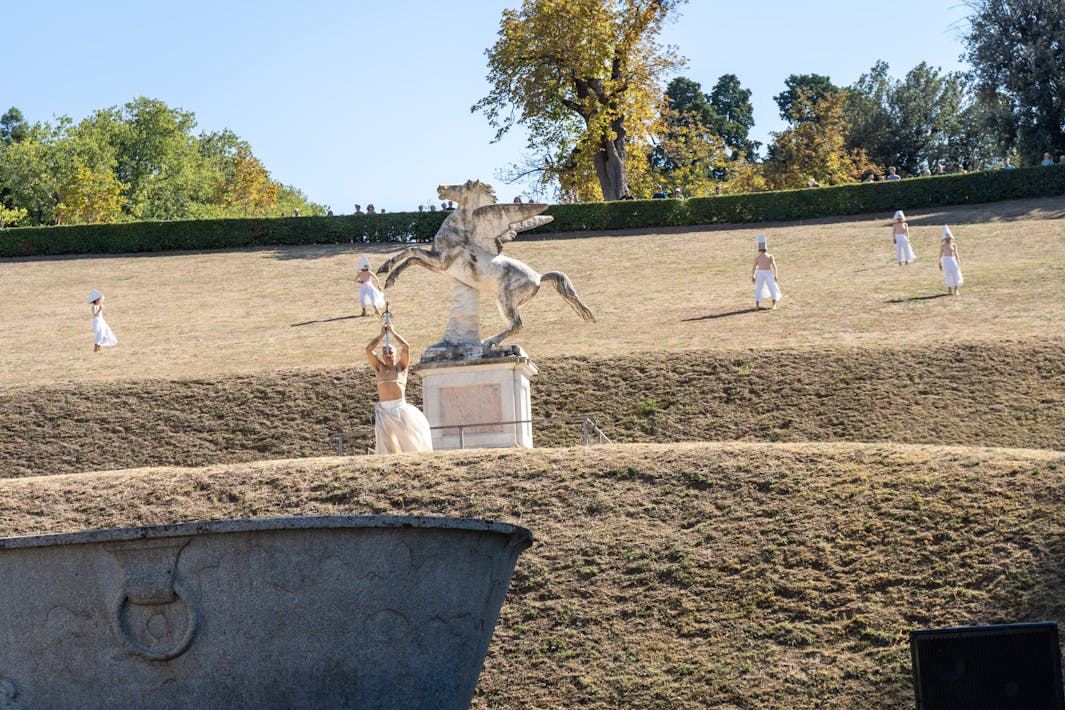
(417, 353), (538, 450)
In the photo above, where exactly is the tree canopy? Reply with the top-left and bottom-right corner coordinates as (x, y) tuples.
(0, 99), (326, 227)
(475, 0), (686, 201)
(964, 0), (1065, 162)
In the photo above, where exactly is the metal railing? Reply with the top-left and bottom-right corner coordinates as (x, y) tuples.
(332, 415), (610, 455)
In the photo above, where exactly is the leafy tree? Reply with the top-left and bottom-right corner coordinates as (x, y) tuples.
(1, 108), (29, 144)
(56, 165), (127, 224)
(774, 74), (839, 123)
(475, 0), (685, 201)
(764, 91), (871, 189)
(213, 145), (280, 216)
(0, 205), (28, 228)
(846, 61), (994, 175)
(708, 74), (759, 159)
(648, 105), (731, 197)
(0, 122), (63, 225)
(964, 0), (1065, 162)
(664, 77), (715, 126)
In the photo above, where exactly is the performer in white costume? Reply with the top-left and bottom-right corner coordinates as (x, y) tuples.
(355, 256), (386, 316)
(891, 210), (916, 265)
(88, 289), (118, 352)
(365, 322), (433, 454)
(751, 234), (782, 309)
(938, 226), (964, 295)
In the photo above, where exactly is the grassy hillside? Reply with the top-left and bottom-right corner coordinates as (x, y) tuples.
(1, 197), (1063, 390)
(4, 340), (1063, 478)
(0, 443), (1062, 708)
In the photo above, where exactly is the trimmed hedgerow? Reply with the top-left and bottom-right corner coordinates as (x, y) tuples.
(2, 165), (1063, 257)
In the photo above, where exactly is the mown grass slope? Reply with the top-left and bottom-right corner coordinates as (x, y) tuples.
(1, 443), (1062, 708)
(3, 340), (1062, 478)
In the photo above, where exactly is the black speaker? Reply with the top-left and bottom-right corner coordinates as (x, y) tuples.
(911, 622), (1064, 709)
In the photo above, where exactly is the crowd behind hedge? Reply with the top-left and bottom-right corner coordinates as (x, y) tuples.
(2, 164), (1062, 258)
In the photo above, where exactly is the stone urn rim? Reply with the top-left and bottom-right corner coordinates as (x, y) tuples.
(0, 514), (534, 551)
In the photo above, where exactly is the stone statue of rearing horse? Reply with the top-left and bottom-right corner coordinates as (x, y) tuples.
(377, 179), (596, 356)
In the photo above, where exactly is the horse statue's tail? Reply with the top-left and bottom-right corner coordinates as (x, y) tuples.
(540, 271), (597, 322)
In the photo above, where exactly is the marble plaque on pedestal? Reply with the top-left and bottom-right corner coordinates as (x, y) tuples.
(417, 354), (538, 450)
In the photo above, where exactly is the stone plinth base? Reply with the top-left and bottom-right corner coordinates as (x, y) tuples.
(417, 354), (538, 450)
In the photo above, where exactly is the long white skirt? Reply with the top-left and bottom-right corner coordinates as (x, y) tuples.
(754, 270), (782, 303)
(375, 398), (433, 454)
(93, 315), (118, 347)
(894, 235), (916, 263)
(359, 282), (385, 310)
(941, 255), (964, 288)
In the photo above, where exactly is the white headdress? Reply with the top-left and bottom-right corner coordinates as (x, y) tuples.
(359, 256), (371, 270)
(87, 289), (104, 303)
(756, 234), (768, 251)
(893, 210), (906, 221)
(941, 226), (954, 240)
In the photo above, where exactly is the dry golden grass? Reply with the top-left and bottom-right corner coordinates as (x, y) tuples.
(2, 197), (1063, 390)
(3, 198), (1065, 707)
(0, 442), (1062, 708)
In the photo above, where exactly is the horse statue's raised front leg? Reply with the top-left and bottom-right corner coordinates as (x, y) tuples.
(377, 247), (446, 288)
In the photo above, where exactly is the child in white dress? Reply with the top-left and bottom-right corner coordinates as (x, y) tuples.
(938, 227), (964, 295)
(88, 289), (118, 351)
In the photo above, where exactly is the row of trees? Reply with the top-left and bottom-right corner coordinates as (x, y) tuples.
(476, 0), (1065, 201)
(0, 97), (326, 228)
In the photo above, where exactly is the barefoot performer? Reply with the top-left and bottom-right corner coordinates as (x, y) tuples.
(356, 256), (385, 316)
(751, 234), (782, 310)
(939, 226), (964, 295)
(365, 314), (433, 454)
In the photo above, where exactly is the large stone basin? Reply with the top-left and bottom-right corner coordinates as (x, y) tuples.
(0, 515), (532, 709)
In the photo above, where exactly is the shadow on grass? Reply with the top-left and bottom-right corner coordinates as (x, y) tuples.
(291, 314), (365, 327)
(886, 294), (952, 303)
(683, 307), (762, 321)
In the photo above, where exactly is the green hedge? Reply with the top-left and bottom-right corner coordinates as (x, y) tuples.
(536, 163), (1065, 233)
(3, 165), (1063, 258)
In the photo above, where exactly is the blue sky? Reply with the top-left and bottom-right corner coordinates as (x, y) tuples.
(5, 1), (970, 212)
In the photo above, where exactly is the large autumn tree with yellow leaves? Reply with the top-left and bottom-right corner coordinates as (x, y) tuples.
(475, 0), (685, 201)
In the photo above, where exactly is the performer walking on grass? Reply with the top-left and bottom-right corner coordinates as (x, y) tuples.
(891, 210), (916, 265)
(751, 234), (782, 310)
(365, 320), (433, 454)
(88, 289), (118, 352)
(355, 256), (386, 316)
(939, 226), (964, 295)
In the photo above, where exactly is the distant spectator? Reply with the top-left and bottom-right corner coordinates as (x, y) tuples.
(619, 190), (634, 200)
(920, 167), (931, 177)
(885, 167), (901, 181)
(1059, 155), (1065, 164)
(1040, 152), (1054, 166)
(281, 211), (287, 217)
(366, 204), (376, 214)
(440, 202), (448, 211)
(353, 204), (362, 213)
(1002, 159), (1015, 170)
(933, 163), (946, 175)
(652, 186), (668, 199)
(445, 200), (455, 210)
(428, 204), (436, 212)
(715, 185), (723, 195)
(672, 187), (684, 199)
(806, 177), (821, 188)
(327, 210), (333, 216)
(513, 196), (523, 204)
(293, 208), (300, 217)
(956, 164), (967, 173)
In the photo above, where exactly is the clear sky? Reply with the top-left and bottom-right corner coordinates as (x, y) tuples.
(5, 1), (971, 213)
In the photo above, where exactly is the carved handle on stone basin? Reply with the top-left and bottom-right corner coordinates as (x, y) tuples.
(106, 539), (200, 661)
